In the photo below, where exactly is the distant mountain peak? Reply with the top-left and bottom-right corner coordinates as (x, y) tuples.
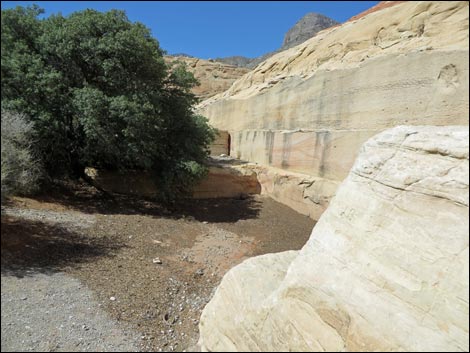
(282, 12), (339, 50)
(214, 12), (338, 68)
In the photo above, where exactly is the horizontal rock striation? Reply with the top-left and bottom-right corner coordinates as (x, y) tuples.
(191, 161), (261, 199)
(84, 161), (261, 200)
(197, 1), (469, 220)
(198, 125), (470, 352)
(209, 130), (230, 156)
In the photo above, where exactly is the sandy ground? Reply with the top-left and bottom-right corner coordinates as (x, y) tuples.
(1, 182), (315, 352)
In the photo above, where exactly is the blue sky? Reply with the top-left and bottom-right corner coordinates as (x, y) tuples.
(1, 1), (379, 59)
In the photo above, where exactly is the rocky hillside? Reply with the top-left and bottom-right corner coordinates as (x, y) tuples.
(164, 56), (249, 100)
(199, 125), (470, 351)
(165, 11), (338, 95)
(197, 1), (469, 220)
(214, 12), (338, 68)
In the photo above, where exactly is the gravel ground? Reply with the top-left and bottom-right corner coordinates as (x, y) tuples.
(1, 206), (96, 231)
(1, 182), (315, 352)
(1, 273), (142, 352)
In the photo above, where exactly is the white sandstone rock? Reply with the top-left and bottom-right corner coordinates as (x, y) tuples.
(199, 126), (469, 352)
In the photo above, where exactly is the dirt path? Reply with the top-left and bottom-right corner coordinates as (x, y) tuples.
(1, 183), (315, 352)
(1, 273), (141, 352)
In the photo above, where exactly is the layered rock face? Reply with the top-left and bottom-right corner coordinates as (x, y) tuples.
(192, 165), (260, 199)
(198, 1), (469, 220)
(209, 130), (230, 156)
(85, 160), (262, 200)
(199, 125), (470, 352)
(164, 56), (249, 99)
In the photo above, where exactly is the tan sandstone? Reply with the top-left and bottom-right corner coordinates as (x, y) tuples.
(209, 130), (230, 156)
(197, 1), (469, 220)
(198, 125), (470, 352)
(84, 161), (261, 200)
(165, 56), (249, 100)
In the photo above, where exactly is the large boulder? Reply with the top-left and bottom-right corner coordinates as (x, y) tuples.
(199, 126), (469, 352)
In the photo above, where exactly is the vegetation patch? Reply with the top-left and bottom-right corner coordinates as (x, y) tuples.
(1, 5), (215, 201)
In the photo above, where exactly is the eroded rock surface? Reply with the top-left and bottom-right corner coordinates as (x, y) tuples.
(199, 126), (469, 352)
(198, 1), (469, 220)
(165, 56), (249, 99)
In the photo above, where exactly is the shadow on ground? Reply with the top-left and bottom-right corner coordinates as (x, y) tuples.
(1, 216), (124, 278)
(24, 180), (262, 223)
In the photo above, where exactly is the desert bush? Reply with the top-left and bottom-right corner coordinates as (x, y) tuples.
(1, 5), (215, 200)
(1, 110), (42, 199)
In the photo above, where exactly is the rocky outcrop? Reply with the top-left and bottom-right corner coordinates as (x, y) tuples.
(245, 12), (339, 69)
(192, 159), (261, 199)
(84, 160), (261, 200)
(198, 1), (469, 220)
(213, 12), (337, 69)
(282, 12), (339, 51)
(254, 164), (339, 221)
(84, 168), (160, 198)
(85, 160), (333, 218)
(212, 56), (254, 68)
(198, 125), (470, 352)
(165, 56), (249, 99)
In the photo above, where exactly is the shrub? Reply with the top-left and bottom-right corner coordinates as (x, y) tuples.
(1, 5), (215, 200)
(1, 110), (42, 199)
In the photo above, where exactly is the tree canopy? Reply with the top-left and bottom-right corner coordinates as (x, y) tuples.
(1, 5), (215, 199)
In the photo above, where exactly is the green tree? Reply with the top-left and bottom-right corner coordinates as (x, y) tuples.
(1, 5), (215, 200)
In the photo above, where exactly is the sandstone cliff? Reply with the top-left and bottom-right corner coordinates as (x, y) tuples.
(164, 56), (249, 99)
(197, 1), (469, 220)
(199, 125), (470, 352)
